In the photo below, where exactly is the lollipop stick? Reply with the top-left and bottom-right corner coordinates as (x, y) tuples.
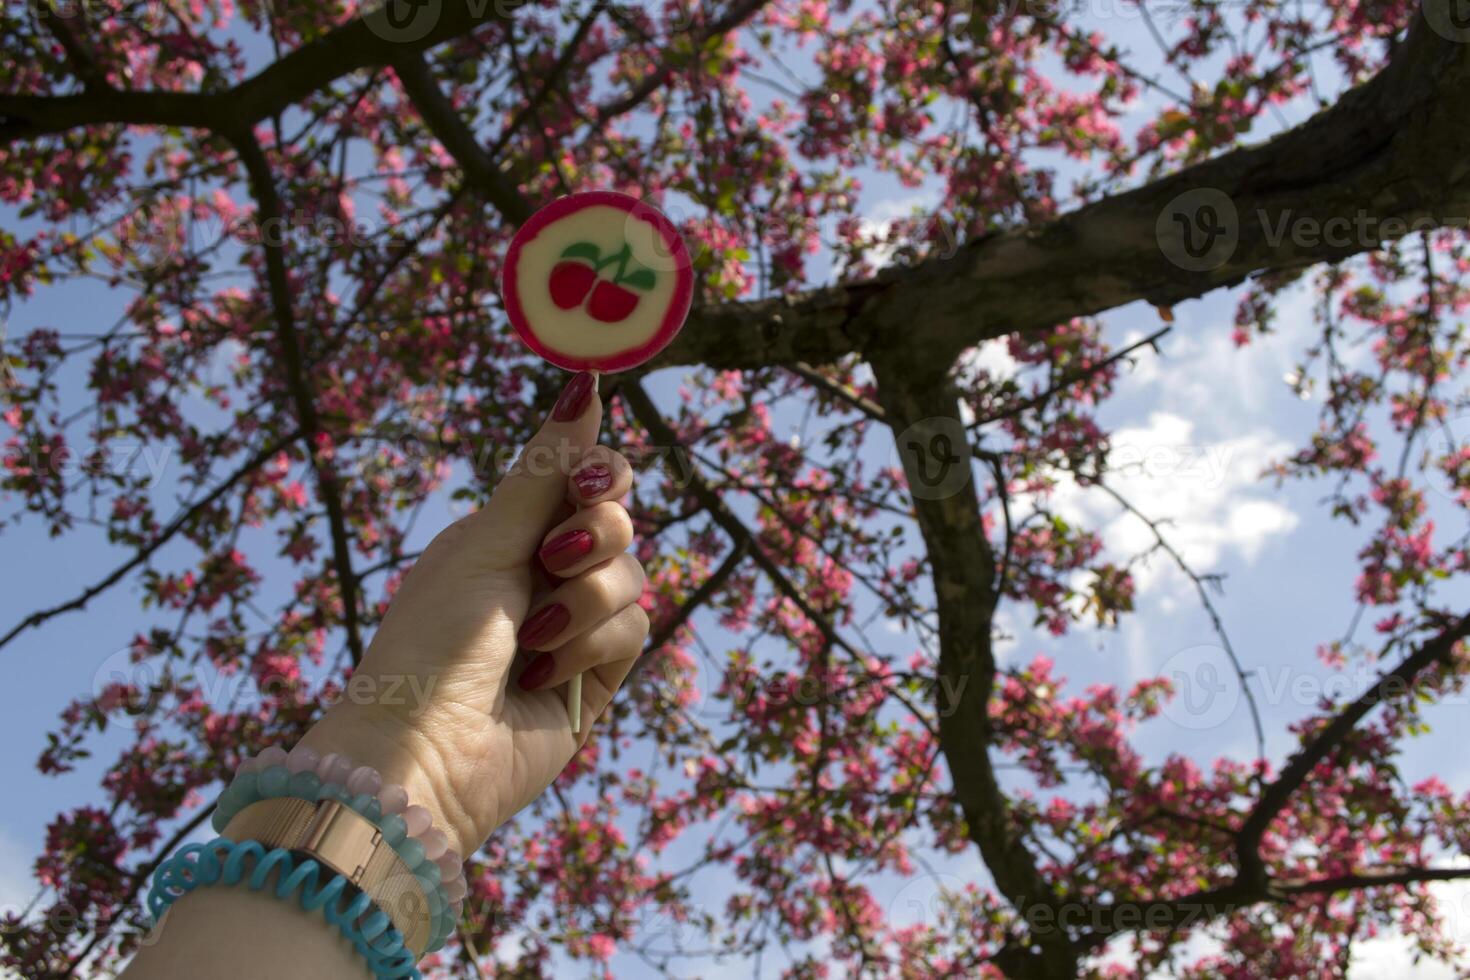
(566, 370), (598, 736)
(567, 673), (583, 735)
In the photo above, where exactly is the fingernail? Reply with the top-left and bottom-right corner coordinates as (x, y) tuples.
(518, 603), (570, 649)
(517, 653), (556, 691)
(552, 372), (597, 422)
(539, 529), (594, 574)
(572, 464), (613, 500)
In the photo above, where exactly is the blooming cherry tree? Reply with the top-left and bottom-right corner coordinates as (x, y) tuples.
(2, 1), (1469, 976)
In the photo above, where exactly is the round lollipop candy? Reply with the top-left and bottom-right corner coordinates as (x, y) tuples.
(503, 191), (694, 373)
(502, 191), (694, 732)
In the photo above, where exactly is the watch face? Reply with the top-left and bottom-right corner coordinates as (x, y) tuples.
(502, 191), (695, 373)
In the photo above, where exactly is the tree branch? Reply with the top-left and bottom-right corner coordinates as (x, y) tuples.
(643, 536), (747, 659)
(627, 535), (748, 688)
(39, 5), (109, 91)
(2, 1), (519, 144)
(390, 52), (533, 224)
(1276, 865), (1470, 895)
(0, 432), (296, 654)
(230, 132), (365, 665)
(1068, 612), (1470, 946)
(593, 0), (771, 123)
(1235, 611), (1470, 885)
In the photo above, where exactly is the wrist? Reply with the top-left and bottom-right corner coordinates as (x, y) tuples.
(297, 702), (474, 861)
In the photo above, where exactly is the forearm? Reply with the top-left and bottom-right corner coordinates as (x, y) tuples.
(123, 875), (371, 979)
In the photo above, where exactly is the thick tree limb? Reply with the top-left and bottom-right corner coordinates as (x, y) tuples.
(869, 355), (1080, 977)
(653, 4), (1470, 371)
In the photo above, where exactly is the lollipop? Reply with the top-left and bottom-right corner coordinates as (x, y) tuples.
(502, 191), (694, 732)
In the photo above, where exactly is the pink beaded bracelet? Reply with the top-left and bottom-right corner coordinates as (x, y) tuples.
(237, 744), (467, 910)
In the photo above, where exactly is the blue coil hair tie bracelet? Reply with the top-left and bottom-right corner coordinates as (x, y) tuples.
(148, 837), (422, 980)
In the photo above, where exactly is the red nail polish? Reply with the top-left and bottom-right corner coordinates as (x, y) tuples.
(572, 464), (613, 499)
(539, 529), (594, 574)
(552, 372), (597, 422)
(518, 603), (570, 649)
(517, 653), (556, 691)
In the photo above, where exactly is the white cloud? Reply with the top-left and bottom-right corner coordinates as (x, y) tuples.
(1349, 870), (1470, 979)
(955, 340), (1021, 425)
(1041, 411), (1298, 594)
(1124, 278), (1321, 441)
(855, 193), (946, 272)
(960, 338), (1021, 383)
(1351, 938), (1461, 980)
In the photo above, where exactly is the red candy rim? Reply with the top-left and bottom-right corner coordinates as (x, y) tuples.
(502, 191), (694, 373)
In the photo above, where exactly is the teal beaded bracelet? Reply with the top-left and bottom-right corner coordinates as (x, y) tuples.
(213, 765), (458, 950)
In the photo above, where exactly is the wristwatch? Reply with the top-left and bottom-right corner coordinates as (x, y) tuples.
(222, 797), (432, 955)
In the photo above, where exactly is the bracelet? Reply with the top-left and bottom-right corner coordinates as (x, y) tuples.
(210, 781), (461, 951)
(218, 745), (469, 911)
(148, 836), (421, 979)
(222, 797), (439, 954)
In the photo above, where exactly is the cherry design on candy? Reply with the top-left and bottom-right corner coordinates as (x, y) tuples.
(547, 241), (657, 323)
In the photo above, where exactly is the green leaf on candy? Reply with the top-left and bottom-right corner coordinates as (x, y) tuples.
(619, 267), (656, 291)
(561, 241), (601, 262)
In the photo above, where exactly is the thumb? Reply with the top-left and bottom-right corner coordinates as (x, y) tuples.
(470, 371), (602, 566)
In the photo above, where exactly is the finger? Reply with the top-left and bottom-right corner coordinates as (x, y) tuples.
(463, 371), (602, 568)
(515, 553), (646, 652)
(565, 446), (634, 507)
(515, 603), (648, 692)
(537, 501), (633, 579)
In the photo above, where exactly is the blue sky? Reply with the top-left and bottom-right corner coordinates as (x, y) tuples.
(3, 3), (1470, 977)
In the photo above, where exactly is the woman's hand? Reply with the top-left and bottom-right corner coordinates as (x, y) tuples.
(299, 372), (647, 860)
